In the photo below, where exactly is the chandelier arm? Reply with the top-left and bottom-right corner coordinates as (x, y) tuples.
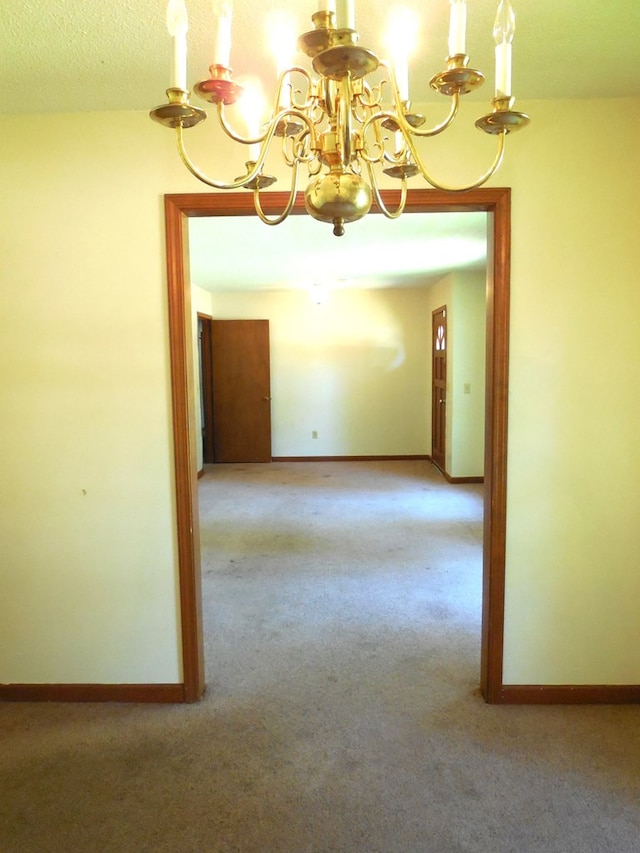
(366, 161), (408, 219)
(292, 130), (316, 164)
(353, 94), (377, 127)
(216, 100), (316, 148)
(405, 93), (460, 138)
(176, 124), (266, 189)
(382, 146), (402, 165)
(287, 67), (315, 111)
(374, 98), (459, 141)
(279, 129), (314, 168)
(307, 155), (323, 177)
(359, 97), (460, 167)
(357, 80), (384, 110)
(309, 102), (324, 125)
(281, 132), (295, 167)
(182, 102), (319, 188)
(406, 129), (507, 192)
(358, 116), (387, 165)
(252, 160), (300, 226)
(281, 130), (306, 167)
(216, 101), (265, 148)
(274, 74), (288, 113)
(359, 142), (385, 165)
(375, 59), (461, 138)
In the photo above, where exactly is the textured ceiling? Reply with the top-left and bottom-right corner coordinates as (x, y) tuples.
(2, 1), (639, 116)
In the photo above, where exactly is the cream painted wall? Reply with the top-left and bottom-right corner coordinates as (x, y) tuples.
(192, 284), (213, 473)
(423, 268), (486, 478)
(493, 98), (640, 684)
(193, 269), (483, 470)
(1, 96), (639, 687)
(208, 287), (431, 457)
(428, 271), (487, 477)
(428, 270), (487, 477)
(450, 270), (486, 478)
(0, 111), (198, 684)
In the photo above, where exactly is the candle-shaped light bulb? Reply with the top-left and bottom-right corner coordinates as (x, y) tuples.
(213, 0), (233, 68)
(493, 0), (516, 44)
(335, 0), (355, 30)
(318, 0), (336, 12)
(267, 11), (297, 107)
(386, 7), (417, 102)
(493, 0), (515, 98)
(448, 0), (467, 57)
(166, 0), (189, 90)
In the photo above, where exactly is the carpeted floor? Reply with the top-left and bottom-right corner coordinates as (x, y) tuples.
(1, 460), (639, 852)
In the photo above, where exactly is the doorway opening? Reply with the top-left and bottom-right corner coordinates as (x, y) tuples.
(199, 318), (273, 464)
(197, 314), (215, 465)
(431, 305), (447, 474)
(164, 188), (512, 704)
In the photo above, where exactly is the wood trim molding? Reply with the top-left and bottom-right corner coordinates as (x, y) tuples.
(0, 683), (186, 703)
(500, 685), (640, 704)
(165, 195), (206, 703)
(480, 190), (511, 704)
(164, 188), (512, 705)
(271, 455), (429, 462)
(432, 457), (485, 487)
(442, 473), (485, 484)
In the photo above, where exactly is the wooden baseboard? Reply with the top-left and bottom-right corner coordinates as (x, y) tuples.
(430, 461), (484, 484)
(197, 467), (205, 479)
(0, 683), (188, 703)
(271, 455), (430, 462)
(499, 684), (640, 704)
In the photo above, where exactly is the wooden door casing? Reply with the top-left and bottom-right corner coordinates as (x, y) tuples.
(163, 188), (514, 706)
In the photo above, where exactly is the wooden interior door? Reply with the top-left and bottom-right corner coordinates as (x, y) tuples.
(211, 319), (272, 463)
(432, 306), (447, 473)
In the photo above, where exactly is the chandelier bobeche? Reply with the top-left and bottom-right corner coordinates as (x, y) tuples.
(151, 0), (529, 236)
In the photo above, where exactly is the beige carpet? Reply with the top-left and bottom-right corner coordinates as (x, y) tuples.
(1, 460), (639, 852)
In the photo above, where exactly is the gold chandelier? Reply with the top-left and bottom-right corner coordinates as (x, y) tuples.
(150, 0), (529, 236)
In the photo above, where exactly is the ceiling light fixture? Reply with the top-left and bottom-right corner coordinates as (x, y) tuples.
(151, 0), (529, 236)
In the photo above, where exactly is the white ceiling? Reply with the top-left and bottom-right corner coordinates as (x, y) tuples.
(189, 211), (487, 292)
(4, 0), (635, 291)
(2, 1), (638, 116)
